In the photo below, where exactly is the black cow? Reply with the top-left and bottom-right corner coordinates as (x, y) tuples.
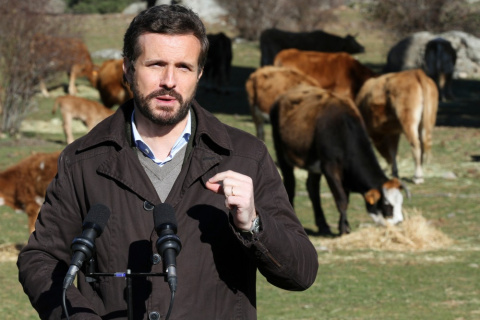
(203, 32), (233, 93)
(270, 84), (405, 235)
(424, 37), (456, 101)
(260, 28), (365, 66)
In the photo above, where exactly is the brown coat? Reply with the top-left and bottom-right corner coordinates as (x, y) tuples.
(17, 99), (318, 320)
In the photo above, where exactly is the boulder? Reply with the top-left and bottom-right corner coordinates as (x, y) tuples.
(384, 30), (480, 79)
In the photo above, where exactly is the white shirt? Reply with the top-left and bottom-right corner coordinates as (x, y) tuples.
(131, 109), (191, 167)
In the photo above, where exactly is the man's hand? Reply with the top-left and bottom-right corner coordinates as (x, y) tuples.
(205, 170), (257, 231)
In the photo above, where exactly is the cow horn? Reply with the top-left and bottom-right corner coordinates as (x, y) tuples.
(400, 179), (411, 199)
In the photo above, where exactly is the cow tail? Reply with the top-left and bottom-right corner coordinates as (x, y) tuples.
(418, 70), (439, 163)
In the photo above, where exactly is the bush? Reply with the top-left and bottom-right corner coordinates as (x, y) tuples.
(64, 0), (137, 14)
(365, 0), (480, 38)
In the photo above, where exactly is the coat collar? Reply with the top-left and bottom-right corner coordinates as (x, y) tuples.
(72, 99), (233, 205)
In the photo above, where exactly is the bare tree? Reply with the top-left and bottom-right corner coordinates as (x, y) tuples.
(217, 0), (345, 40)
(0, 0), (77, 136)
(289, 0), (341, 31)
(366, 0), (480, 38)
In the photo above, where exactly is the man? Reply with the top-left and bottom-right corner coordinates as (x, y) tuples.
(17, 5), (318, 319)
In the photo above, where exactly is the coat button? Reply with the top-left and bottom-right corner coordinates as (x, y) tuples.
(149, 311), (160, 320)
(144, 201), (154, 211)
(152, 253), (161, 265)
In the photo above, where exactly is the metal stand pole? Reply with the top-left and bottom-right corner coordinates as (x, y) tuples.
(127, 269), (133, 320)
(86, 270), (166, 318)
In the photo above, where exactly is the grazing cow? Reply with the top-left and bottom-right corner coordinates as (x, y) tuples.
(0, 151), (60, 234)
(245, 66), (320, 141)
(96, 59), (133, 108)
(203, 32), (233, 93)
(52, 95), (115, 144)
(270, 85), (405, 235)
(424, 38), (457, 101)
(274, 49), (376, 101)
(355, 69), (439, 184)
(31, 34), (97, 97)
(260, 28), (365, 66)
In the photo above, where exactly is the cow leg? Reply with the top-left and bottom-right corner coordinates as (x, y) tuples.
(403, 124), (424, 184)
(373, 133), (400, 178)
(306, 172), (331, 235)
(252, 107), (265, 141)
(25, 203), (40, 234)
(39, 79), (50, 97)
(445, 73), (455, 101)
(280, 162), (296, 207)
(68, 64), (79, 96)
(323, 165), (350, 235)
(62, 112), (74, 144)
(387, 134), (401, 178)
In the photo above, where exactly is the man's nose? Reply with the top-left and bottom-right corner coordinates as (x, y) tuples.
(160, 67), (176, 89)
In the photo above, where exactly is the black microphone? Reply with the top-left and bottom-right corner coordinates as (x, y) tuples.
(153, 203), (182, 293)
(63, 204), (111, 289)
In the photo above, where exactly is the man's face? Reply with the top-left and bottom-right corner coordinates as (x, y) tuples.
(125, 33), (203, 126)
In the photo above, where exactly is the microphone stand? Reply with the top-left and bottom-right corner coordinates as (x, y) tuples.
(86, 269), (167, 320)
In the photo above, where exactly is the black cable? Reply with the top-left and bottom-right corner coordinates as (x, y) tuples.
(62, 287), (70, 320)
(165, 289), (175, 320)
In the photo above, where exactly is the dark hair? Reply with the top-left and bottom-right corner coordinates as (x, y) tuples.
(123, 4), (209, 70)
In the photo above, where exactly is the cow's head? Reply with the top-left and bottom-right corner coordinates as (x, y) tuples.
(363, 178), (406, 226)
(343, 34), (365, 54)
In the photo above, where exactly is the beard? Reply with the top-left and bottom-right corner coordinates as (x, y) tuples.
(131, 81), (196, 126)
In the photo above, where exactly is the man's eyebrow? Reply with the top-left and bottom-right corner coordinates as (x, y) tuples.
(143, 59), (196, 68)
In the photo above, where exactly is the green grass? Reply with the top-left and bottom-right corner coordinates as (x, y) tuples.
(257, 250), (480, 320)
(2, 8), (480, 320)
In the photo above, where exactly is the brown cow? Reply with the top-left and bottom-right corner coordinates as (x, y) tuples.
(96, 59), (133, 108)
(0, 151), (60, 234)
(245, 66), (320, 141)
(270, 84), (405, 235)
(355, 69), (439, 184)
(52, 95), (115, 144)
(31, 34), (97, 97)
(274, 49), (376, 101)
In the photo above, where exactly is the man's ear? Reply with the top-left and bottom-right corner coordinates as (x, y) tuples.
(123, 58), (133, 85)
(197, 68), (203, 81)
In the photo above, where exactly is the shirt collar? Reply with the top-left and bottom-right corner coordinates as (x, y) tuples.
(131, 109), (191, 166)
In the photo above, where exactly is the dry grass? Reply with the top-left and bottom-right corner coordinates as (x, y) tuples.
(315, 209), (454, 252)
(0, 243), (22, 262)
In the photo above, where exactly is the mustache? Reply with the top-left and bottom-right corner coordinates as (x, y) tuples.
(145, 88), (183, 104)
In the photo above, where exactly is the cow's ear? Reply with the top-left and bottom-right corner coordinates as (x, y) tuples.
(364, 189), (381, 205)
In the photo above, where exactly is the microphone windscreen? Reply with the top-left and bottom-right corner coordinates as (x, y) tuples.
(153, 203), (177, 230)
(84, 204), (111, 234)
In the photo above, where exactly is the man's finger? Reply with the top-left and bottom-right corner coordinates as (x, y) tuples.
(205, 180), (223, 194)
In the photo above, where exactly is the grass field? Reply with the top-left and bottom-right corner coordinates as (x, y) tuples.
(1, 6), (480, 320)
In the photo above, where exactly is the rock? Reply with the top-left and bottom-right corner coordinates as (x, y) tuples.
(92, 49), (123, 60)
(122, 2), (147, 14)
(384, 30), (480, 79)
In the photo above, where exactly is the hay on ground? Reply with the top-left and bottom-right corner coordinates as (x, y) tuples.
(319, 209), (453, 252)
(0, 243), (22, 262)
